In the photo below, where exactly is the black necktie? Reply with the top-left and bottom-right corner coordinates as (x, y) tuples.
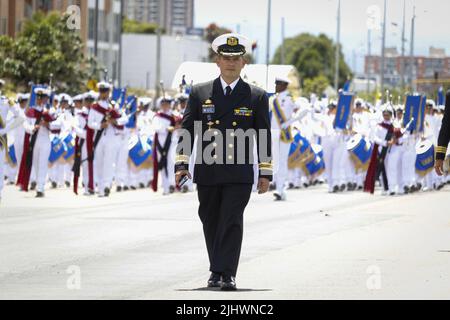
(225, 86), (232, 97)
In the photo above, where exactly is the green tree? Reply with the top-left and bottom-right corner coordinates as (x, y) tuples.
(0, 11), (91, 95)
(302, 75), (330, 97)
(272, 33), (352, 89)
(122, 18), (160, 34)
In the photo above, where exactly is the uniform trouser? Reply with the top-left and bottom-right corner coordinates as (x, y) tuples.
(340, 149), (355, 184)
(272, 133), (290, 195)
(401, 145), (416, 188)
(50, 162), (72, 185)
(322, 138), (336, 189)
(197, 183), (252, 277)
(332, 141), (346, 186)
(33, 139), (51, 193)
(0, 148), (5, 198)
(80, 142), (89, 192)
(386, 147), (401, 193)
(94, 136), (119, 194)
(115, 136), (129, 186)
(157, 144), (175, 193)
(7, 143), (23, 182)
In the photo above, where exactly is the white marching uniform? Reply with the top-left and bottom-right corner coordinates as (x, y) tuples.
(23, 105), (60, 193)
(153, 110), (176, 194)
(5, 104), (26, 183)
(271, 90), (296, 199)
(372, 121), (400, 194)
(1, 97), (24, 200)
(73, 107), (90, 194)
(50, 108), (74, 186)
(88, 100), (128, 196)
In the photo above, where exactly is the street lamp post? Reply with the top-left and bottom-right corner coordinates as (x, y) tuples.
(334, 0), (341, 92)
(265, 0), (271, 91)
(409, 6), (416, 92)
(380, 0), (387, 101)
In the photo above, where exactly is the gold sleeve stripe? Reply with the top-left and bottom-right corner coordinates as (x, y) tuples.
(175, 154), (190, 162)
(436, 146), (447, 153)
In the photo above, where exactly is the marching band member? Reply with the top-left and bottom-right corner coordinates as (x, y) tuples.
(87, 82), (128, 197)
(1, 80), (25, 202)
(72, 91), (96, 195)
(364, 104), (397, 195)
(271, 76), (296, 201)
(152, 96), (177, 195)
(5, 93), (29, 184)
(17, 87), (60, 197)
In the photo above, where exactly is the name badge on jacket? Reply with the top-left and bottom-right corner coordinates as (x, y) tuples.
(202, 99), (215, 114)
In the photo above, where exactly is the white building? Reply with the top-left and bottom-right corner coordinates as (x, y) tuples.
(121, 33), (209, 90)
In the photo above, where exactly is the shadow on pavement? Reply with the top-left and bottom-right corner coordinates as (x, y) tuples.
(175, 287), (273, 292)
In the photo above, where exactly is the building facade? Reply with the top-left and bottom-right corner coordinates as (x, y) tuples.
(365, 47), (450, 91)
(124, 0), (194, 35)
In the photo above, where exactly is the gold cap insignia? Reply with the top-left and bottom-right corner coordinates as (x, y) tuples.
(227, 37), (239, 46)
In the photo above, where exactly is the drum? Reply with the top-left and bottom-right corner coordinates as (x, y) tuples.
(63, 133), (75, 160)
(415, 140), (435, 176)
(48, 137), (66, 164)
(128, 136), (152, 167)
(346, 134), (372, 170)
(302, 151), (325, 177)
(288, 130), (312, 169)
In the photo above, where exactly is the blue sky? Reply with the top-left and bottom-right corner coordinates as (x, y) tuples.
(194, 0), (450, 73)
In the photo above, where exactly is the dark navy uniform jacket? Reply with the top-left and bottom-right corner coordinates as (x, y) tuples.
(175, 77), (273, 185)
(437, 91), (450, 160)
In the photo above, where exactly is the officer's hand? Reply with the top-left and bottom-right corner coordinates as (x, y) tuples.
(257, 178), (270, 194)
(101, 122), (109, 129)
(175, 170), (191, 186)
(34, 124), (40, 131)
(435, 159), (445, 176)
(168, 126), (175, 133)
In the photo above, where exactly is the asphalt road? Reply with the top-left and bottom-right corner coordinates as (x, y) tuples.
(1, 182), (449, 299)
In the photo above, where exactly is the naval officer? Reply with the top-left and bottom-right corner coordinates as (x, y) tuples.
(174, 33), (272, 291)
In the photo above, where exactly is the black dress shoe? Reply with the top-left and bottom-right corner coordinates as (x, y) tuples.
(30, 181), (37, 190)
(130, 186), (136, 190)
(207, 272), (222, 288)
(221, 275), (237, 291)
(123, 186), (130, 191)
(104, 187), (110, 197)
(116, 186), (122, 192)
(340, 184), (346, 192)
(51, 181), (57, 189)
(65, 181), (70, 188)
(35, 191), (44, 198)
(333, 185), (339, 193)
(139, 183), (145, 189)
